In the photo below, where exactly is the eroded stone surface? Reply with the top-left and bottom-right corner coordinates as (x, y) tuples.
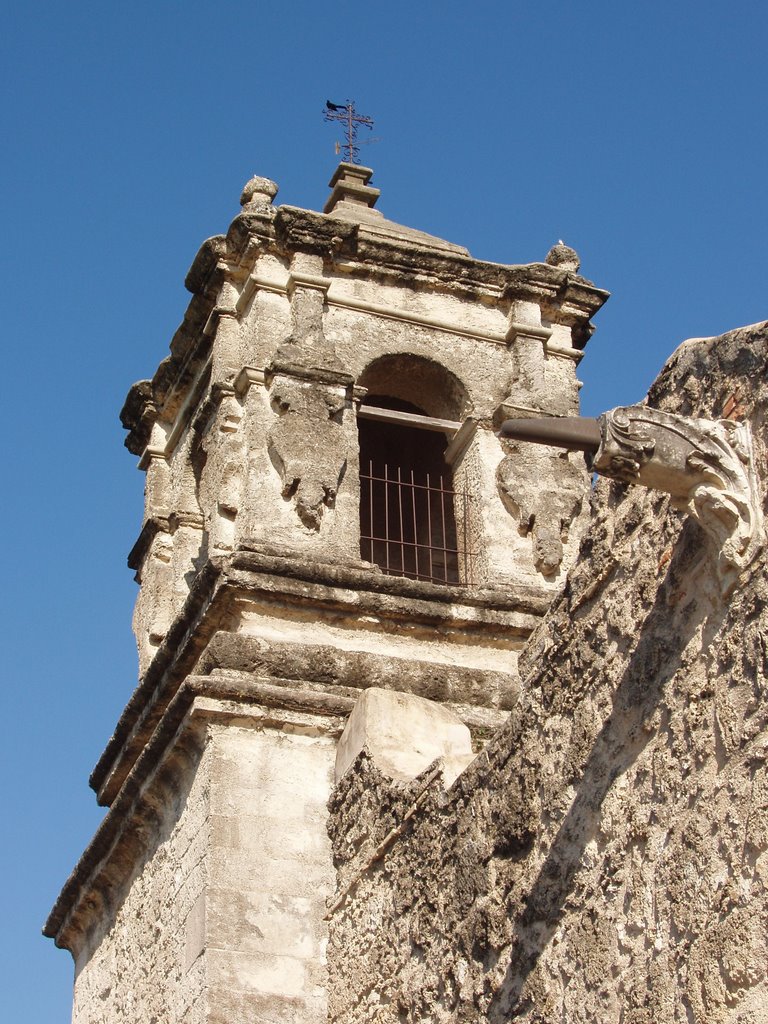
(326, 321), (768, 1024)
(70, 738), (211, 1024)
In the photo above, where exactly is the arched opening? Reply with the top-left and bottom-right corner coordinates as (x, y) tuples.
(357, 356), (472, 585)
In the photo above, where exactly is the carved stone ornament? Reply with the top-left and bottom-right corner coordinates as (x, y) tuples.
(240, 175), (278, 212)
(594, 406), (765, 592)
(267, 374), (349, 530)
(496, 449), (586, 576)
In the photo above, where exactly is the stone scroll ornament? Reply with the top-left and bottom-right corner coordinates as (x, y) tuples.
(593, 406), (764, 592)
(267, 375), (348, 530)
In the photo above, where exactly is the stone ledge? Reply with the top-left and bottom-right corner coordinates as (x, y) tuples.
(231, 544), (550, 616)
(198, 632), (520, 713)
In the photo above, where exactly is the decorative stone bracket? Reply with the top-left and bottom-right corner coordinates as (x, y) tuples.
(594, 406), (764, 592)
(496, 447), (586, 577)
(499, 406), (765, 593)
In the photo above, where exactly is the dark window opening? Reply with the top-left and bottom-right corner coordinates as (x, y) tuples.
(358, 399), (470, 585)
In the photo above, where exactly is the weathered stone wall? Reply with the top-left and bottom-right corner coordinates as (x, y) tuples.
(204, 715), (337, 1024)
(327, 322), (768, 1024)
(71, 740), (211, 1024)
(67, 702), (338, 1024)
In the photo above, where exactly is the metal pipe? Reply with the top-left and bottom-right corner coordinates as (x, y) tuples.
(498, 416), (601, 453)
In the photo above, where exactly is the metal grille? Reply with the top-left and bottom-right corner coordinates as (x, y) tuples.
(360, 460), (473, 585)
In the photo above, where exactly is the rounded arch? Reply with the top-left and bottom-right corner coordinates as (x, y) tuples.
(357, 353), (471, 421)
(356, 353), (471, 585)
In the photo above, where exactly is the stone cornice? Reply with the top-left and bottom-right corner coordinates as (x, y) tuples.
(183, 234), (228, 296)
(89, 549), (548, 807)
(122, 203), (608, 457)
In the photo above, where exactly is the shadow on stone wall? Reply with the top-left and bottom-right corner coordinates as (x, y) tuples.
(490, 522), (727, 1019)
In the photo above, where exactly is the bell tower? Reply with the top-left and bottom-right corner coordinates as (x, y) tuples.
(45, 164), (608, 1023)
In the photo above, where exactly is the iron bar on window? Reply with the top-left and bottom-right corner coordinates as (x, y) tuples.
(360, 462), (473, 585)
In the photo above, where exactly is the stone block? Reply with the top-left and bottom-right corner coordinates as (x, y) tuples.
(207, 889), (317, 959)
(210, 948), (307, 999)
(335, 686), (474, 784)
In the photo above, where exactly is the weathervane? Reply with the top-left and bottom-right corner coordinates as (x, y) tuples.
(324, 100), (375, 164)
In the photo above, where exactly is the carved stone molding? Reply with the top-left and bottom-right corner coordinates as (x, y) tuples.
(234, 366), (266, 396)
(592, 406), (656, 481)
(594, 406), (765, 592)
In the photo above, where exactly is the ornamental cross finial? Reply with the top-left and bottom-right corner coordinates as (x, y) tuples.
(324, 100), (374, 164)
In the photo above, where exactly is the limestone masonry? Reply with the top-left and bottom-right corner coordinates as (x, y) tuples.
(45, 164), (767, 1024)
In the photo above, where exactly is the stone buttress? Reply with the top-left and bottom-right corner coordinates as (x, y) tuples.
(44, 164), (608, 1023)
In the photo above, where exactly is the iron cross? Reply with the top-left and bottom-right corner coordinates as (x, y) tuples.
(324, 100), (374, 164)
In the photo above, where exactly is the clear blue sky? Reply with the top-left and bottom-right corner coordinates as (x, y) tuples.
(1, 2), (766, 1019)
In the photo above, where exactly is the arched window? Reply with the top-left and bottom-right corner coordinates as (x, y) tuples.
(357, 356), (472, 585)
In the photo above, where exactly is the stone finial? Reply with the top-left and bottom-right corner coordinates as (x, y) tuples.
(240, 175), (279, 212)
(546, 240), (580, 273)
(323, 162), (380, 215)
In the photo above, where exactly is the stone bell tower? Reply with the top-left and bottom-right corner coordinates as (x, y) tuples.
(45, 164), (607, 1023)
